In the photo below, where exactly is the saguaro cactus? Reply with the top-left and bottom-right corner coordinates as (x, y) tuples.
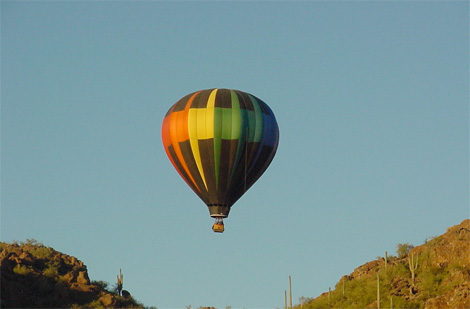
(289, 276), (292, 309)
(284, 290), (287, 309)
(408, 253), (418, 287)
(377, 274), (380, 309)
(117, 269), (124, 296)
(328, 287), (331, 308)
(384, 251), (388, 271)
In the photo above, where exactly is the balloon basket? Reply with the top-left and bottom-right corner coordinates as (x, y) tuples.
(212, 218), (225, 233)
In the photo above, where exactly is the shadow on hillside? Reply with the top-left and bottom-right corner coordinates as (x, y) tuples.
(1, 270), (97, 308)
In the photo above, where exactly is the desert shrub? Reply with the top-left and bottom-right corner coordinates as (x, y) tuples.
(303, 294), (328, 309)
(13, 264), (31, 275)
(43, 265), (59, 277)
(396, 243), (414, 258)
(29, 245), (54, 259)
(390, 296), (420, 309)
(92, 280), (110, 291)
(347, 277), (376, 306)
(23, 239), (43, 246)
(43, 260), (60, 278)
(298, 296), (313, 307)
(386, 260), (410, 279)
(418, 265), (450, 299)
(57, 275), (68, 285)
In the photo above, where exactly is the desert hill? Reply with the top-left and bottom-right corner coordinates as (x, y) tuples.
(2, 220), (469, 308)
(297, 219), (470, 309)
(0, 240), (143, 308)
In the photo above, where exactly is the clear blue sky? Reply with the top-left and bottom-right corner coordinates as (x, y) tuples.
(2, 1), (468, 308)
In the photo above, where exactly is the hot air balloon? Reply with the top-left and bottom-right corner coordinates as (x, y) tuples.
(161, 89), (279, 232)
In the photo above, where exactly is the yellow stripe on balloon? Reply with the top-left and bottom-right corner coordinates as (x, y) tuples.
(188, 112), (207, 190)
(187, 89), (218, 190)
(196, 105), (206, 138)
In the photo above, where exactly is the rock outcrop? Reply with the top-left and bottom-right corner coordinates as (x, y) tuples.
(0, 241), (142, 308)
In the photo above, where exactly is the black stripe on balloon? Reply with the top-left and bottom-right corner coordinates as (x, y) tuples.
(166, 144), (207, 203)
(197, 139), (218, 204)
(214, 89), (232, 108)
(178, 140), (209, 202)
(172, 93), (192, 112)
(190, 89), (213, 109)
(217, 139), (238, 200)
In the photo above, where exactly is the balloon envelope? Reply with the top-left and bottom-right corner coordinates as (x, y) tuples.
(161, 88), (279, 218)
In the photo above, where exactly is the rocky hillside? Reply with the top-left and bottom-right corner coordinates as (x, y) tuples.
(0, 240), (143, 308)
(298, 219), (470, 309)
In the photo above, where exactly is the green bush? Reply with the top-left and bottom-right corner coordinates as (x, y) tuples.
(347, 277), (377, 306)
(29, 245), (54, 259)
(91, 280), (110, 291)
(13, 264), (31, 275)
(43, 265), (59, 278)
(43, 260), (60, 277)
(390, 296), (420, 309)
(23, 239), (43, 246)
(386, 261), (410, 279)
(396, 243), (414, 258)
